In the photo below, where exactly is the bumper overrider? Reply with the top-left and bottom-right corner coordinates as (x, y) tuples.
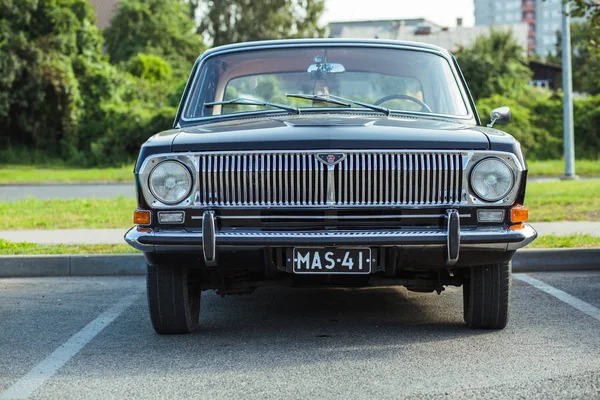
(125, 209), (537, 267)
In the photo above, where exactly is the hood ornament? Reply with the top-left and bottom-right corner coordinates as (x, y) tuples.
(316, 153), (346, 166)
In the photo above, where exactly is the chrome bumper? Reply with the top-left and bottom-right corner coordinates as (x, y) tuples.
(125, 211), (537, 266)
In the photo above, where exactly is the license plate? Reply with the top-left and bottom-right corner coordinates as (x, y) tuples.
(292, 248), (372, 274)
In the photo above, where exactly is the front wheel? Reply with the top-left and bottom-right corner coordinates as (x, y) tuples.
(463, 262), (511, 330)
(147, 264), (202, 334)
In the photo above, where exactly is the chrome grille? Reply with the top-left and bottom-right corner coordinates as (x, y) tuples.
(197, 152), (463, 207)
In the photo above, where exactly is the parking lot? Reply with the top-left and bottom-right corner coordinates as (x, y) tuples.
(1, 271), (599, 399)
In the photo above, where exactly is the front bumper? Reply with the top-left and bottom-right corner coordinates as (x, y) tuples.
(125, 210), (537, 266)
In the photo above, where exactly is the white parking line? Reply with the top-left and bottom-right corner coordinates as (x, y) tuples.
(0, 293), (141, 400)
(514, 273), (600, 322)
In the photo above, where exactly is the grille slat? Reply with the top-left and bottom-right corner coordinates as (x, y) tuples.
(197, 152), (462, 207)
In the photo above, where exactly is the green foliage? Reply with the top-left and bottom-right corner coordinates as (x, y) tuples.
(477, 90), (600, 160)
(0, 0), (188, 167)
(572, 94), (600, 159)
(104, 0), (205, 65)
(456, 30), (532, 100)
(567, 0), (600, 53)
(126, 53), (172, 82)
(548, 21), (600, 95)
(0, 0), (105, 156)
(200, 0), (326, 47)
(87, 105), (176, 166)
(2, 0), (598, 167)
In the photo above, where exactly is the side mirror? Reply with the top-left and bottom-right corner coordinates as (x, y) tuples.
(487, 106), (511, 128)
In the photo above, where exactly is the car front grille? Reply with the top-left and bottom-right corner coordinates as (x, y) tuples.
(196, 151), (463, 207)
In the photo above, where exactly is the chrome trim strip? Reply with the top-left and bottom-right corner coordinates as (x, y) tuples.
(218, 156), (224, 205)
(278, 154), (283, 204)
(207, 214), (472, 220)
(419, 154), (425, 204)
(261, 155), (272, 205)
(124, 224), (537, 252)
(326, 165), (335, 205)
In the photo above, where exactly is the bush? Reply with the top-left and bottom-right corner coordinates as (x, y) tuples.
(126, 53), (173, 82)
(573, 94), (600, 159)
(477, 90), (600, 160)
(89, 106), (176, 166)
(0, 0), (104, 156)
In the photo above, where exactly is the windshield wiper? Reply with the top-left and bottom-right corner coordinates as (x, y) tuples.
(286, 93), (390, 116)
(204, 97), (300, 114)
(285, 93), (352, 107)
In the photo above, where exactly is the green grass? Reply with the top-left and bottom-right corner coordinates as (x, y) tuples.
(0, 240), (137, 255)
(529, 234), (600, 249)
(526, 180), (600, 222)
(528, 160), (600, 177)
(0, 164), (134, 184)
(0, 197), (135, 230)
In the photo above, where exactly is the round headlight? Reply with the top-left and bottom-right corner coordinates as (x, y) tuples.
(470, 158), (514, 202)
(149, 161), (192, 204)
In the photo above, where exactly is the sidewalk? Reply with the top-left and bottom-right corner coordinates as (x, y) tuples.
(0, 222), (598, 245)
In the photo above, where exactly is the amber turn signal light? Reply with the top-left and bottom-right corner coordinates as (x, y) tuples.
(510, 205), (529, 223)
(134, 210), (152, 225)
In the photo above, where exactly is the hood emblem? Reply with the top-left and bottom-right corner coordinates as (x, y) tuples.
(316, 153), (346, 166)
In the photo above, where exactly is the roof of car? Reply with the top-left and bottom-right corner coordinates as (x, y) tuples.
(200, 38), (453, 59)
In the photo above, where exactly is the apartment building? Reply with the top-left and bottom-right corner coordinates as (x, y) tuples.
(474, 0), (563, 56)
(329, 18), (528, 54)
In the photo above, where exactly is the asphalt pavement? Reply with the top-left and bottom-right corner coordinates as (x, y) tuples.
(0, 183), (135, 202)
(1, 272), (599, 399)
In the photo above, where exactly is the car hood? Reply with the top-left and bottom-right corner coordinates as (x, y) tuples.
(168, 114), (490, 152)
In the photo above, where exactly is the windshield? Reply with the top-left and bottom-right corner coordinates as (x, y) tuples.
(183, 46), (471, 120)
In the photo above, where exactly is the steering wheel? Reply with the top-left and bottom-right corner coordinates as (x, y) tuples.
(374, 94), (433, 113)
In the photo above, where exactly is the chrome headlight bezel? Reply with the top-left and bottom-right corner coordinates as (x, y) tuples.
(148, 160), (193, 205)
(469, 157), (515, 203)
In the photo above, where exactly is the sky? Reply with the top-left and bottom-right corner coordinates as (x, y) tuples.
(322, 0), (475, 27)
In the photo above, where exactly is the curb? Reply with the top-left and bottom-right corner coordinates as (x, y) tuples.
(0, 249), (598, 278)
(0, 254), (145, 277)
(512, 248), (600, 272)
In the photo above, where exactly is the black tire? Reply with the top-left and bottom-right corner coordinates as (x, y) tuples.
(147, 264), (201, 334)
(463, 262), (511, 330)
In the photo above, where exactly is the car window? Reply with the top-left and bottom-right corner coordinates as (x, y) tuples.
(184, 47), (470, 119)
(222, 73), (425, 114)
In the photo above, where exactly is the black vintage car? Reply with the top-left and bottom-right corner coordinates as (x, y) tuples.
(125, 39), (537, 334)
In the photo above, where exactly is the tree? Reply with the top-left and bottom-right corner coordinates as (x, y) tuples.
(199, 0), (326, 47)
(455, 30), (532, 100)
(567, 0), (600, 52)
(0, 0), (111, 156)
(104, 0), (205, 65)
(548, 21), (600, 94)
